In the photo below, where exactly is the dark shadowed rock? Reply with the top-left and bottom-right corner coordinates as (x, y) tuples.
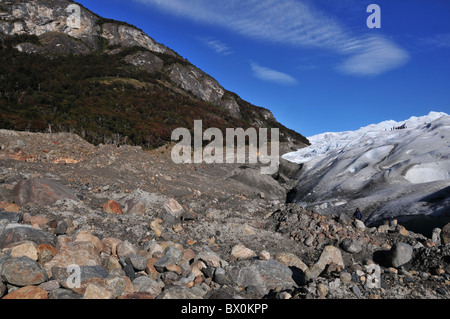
(12, 178), (78, 207)
(124, 50), (164, 74)
(228, 167), (286, 200)
(1, 256), (48, 286)
(0, 226), (56, 249)
(48, 288), (83, 299)
(154, 246), (183, 272)
(0, 212), (21, 224)
(157, 286), (203, 299)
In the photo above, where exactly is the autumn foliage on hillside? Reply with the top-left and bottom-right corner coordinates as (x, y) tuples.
(0, 35), (308, 149)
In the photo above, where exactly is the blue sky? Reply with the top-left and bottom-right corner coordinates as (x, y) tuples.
(76, 0), (450, 137)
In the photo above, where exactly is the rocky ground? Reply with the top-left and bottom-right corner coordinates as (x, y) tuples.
(0, 129), (449, 299)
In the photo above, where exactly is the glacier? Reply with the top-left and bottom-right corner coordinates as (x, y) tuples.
(283, 111), (450, 236)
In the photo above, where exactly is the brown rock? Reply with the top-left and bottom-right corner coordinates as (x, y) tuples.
(43, 241), (102, 277)
(166, 264), (182, 275)
(36, 243), (57, 264)
(145, 257), (159, 279)
(0, 226), (57, 249)
(0, 202), (20, 213)
(83, 283), (114, 299)
(183, 248), (196, 262)
(102, 200), (123, 215)
(441, 223), (450, 245)
(2, 286), (48, 299)
(10, 241), (38, 260)
(230, 244), (256, 261)
(102, 237), (122, 256)
(1, 257), (48, 286)
(29, 215), (49, 227)
(75, 230), (104, 253)
(274, 252), (308, 272)
(165, 198), (183, 217)
(127, 201), (146, 215)
(150, 219), (163, 237)
(118, 292), (154, 299)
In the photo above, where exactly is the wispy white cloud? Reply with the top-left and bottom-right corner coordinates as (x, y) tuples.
(198, 37), (234, 55)
(135, 0), (410, 76)
(251, 62), (298, 85)
(417, 33), (450, 50)
(337, 36), (410, 76)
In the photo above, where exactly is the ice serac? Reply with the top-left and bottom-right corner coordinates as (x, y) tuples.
(284, 112), (450, 229)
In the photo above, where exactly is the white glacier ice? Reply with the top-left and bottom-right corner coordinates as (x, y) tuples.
(283, 111), (450, 235)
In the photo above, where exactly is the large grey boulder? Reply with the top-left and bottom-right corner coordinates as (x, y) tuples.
(227, 259), (298, 296)
(387, 242), (413, 268)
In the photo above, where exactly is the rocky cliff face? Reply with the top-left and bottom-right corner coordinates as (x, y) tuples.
(0, 0), (174, 55)
(0, 0), (305, 147)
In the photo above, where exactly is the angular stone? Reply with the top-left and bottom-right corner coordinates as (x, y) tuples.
(102, 237), (122, 256)
(55, 220), (68, 235)
(228, 260), (298, 295)
(1, 256), (48, 286)
(132, 276), (161, 297)
(52, 265), (109, 295)
(0, 281), (5, 298)
(230, 244), (256, 261)
(150, 218), (163, 237)
(83, 283), (114, 299)
(104, 275), (134, 298)
(340, 238), (363, 254)
(165, 198), (183, 218)
(43, 241), (102, 277)
(387, 242), (413, 268)
(432, 228), (442, 246)
(9, 241), (38, 260)
(259, 250), (271, 261)
(28, 215), (49, 227)
(0, 211), (21, 224)
(48, 288), (83, 299)
(127, 201), (146, 215)
(441, 223), (450, 245)
(154, 246), (182, 272)
(36, 243), (57, 264)
(12, 178), (77, 207)
(0, 202), (20, 213)
(305, 246), (345, 280)
(116, 241), (137, 260)
(2, 285), (48, 299)
(102, 200), (124, 215)
(0, 226), (57, 249)
(75, 230), (104, 253)
(196, 250), (222, 268)
(118, 292), (154, 299)
(354, 219), (365, 230)
(38, 279), (61, 291)
(274, 252), (308, 272)
(129, 254), (147, 271)
(158, 286), (203, 299)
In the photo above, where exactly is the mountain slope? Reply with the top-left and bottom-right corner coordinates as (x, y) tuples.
(0, 0), (308, 149)
(284, 112), (450, 235)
